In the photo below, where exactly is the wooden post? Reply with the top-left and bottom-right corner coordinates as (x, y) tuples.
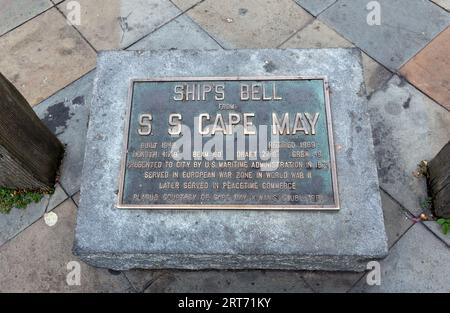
(0, 73), (64, 191)
(428, 141), (450, 218)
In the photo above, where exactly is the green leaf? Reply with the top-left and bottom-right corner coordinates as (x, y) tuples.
(443, 224), (449, 235)
(0, 187), (46, 214)
(437, 218), (446, 225)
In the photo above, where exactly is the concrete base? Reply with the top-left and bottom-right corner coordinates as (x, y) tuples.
(74, 49), (388, 271)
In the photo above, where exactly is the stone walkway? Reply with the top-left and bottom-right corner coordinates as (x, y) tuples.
(0, 0), (449, 292)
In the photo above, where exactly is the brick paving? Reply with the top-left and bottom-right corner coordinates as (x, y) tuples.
(400, 26), (450, 110)
(0, 0), (449, 292)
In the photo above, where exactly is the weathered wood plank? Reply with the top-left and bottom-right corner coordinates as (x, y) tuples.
(0, 73), (64, 191)
(428, 141), (450, 218)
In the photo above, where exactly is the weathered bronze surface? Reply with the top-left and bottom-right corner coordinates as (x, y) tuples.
(118, 77), (339, 210)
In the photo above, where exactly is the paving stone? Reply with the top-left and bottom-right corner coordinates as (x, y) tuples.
(280, 19), (353, 49)
(0, 0), (52, 36)
(187, 0), (313, 48)
(361, 53), (392, 96)
(144, 270), (313, 293)
(171, 0), (202, 11)
(280, 20), (391, 95)
(47, 183), (69, 212)
(124, 269), (166, 292)
(0, 8), (96, 106)
(368, 75), (450, 214)
(0, 195), (49, 247)
(423, 221), (450, 248)
(351, 224), (450, 292)
(380, 190), (414, 248)
(0, 199), (132, 292)
(34, 72), (94, 196)
(72, 192), (80, 206)
(400, 26), (450, 110)
(293, 0), (337, 16)
(58, 0), (181, 50)
(432, 0), (450, 11)
(128, 15), (220, 50)
(319, 0), (450, 70)
(301, 271), (363, 293)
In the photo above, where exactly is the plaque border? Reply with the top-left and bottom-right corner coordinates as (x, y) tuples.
(117, 76), (340, 210)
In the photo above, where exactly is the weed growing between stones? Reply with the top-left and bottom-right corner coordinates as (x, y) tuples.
(436, 218), (450, 235)
(419, 197), (449, 236)
(0, 187), (53, 214)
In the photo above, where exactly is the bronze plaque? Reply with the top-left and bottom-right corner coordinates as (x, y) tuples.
(118, 77), (339, 210)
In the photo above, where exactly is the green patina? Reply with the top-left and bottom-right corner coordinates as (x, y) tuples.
(121, 78), (338, 209)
